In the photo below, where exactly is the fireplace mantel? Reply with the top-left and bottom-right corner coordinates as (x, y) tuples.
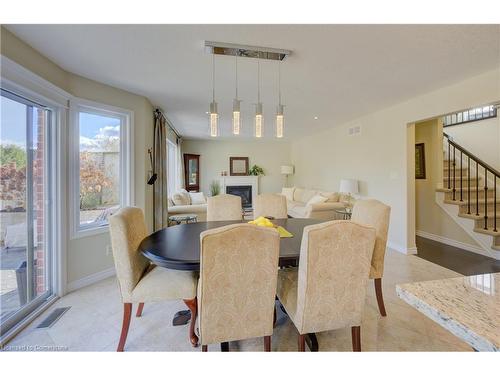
(220, 176), (259, 208)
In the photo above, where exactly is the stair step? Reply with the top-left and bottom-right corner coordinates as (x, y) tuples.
(439, 187), (495, 201)
(492, 244), (500, 251)
(458, 212), (500, 220)
(437, 186), (487, 192)
(444, 198), (500, 206)
(473, 227), (500, 237)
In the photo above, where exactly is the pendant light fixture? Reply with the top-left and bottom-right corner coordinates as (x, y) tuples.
(255, 59), (263, 138)
(209, 53), (218, 137)
(276, 60), (284, 138)
(232, 55), (241, 135)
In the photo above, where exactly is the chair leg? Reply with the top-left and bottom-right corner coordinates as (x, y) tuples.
(351, 326), (361, 351)
(136, 302), (144, 317)
(298, 334), (305, 352)
(264, 336), (271, 352)
(273, 305), (277, 327)
(202, 345), (208, 352)
(374, 278), (387, 317)
(183, 298), (199, 347)
(117, 303), (132, 352)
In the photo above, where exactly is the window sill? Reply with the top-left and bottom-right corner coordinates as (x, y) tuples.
(71, 225), (109, 240)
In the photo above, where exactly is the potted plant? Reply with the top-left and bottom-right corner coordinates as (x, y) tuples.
(248, 165), (265, 176)
(210, 180), (221, 196)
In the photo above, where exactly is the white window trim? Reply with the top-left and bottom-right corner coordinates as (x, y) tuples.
(69, 97), (134, 239)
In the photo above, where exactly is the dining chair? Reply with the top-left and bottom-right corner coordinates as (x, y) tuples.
(253, 193), (288, 219)
(198, 224), (280, 351)
(276, 220), (376, 351)
(350, 199), (391, 317)
(207, 194), (243, 221)
(109, 207), (198, 351)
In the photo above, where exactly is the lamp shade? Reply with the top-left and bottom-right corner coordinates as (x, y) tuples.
(281, 165), (294, 175)
(339, 179), (358, 194)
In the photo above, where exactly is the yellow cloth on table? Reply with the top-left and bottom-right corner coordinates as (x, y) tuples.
(276, 226), (293, 238)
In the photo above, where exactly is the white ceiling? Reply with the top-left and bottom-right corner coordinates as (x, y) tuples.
(6, 25), (500, 139)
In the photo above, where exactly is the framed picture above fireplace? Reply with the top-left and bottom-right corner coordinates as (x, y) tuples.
(229, 157), (249, 176)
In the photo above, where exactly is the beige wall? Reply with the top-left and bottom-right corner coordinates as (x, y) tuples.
(415, 119), (478, 246)
(290, 67), (500, 252)
(446, 116), (500, 170)
(1, 27), (154, 285)
(182, 139), (291, 195)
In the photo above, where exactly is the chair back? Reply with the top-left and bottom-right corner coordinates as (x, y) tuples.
(295, 221), (376, 334)
(253, 193), (288, 219)
(109, 207), (150, 301)
(207, 194), (242, 221)
(351, 199), (391, 279)
(198, 224), (280, 345)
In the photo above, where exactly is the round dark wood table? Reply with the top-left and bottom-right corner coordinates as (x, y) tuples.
(138, 218), (324, 351)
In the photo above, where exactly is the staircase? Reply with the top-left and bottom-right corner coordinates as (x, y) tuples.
(435, 133), (500, 260)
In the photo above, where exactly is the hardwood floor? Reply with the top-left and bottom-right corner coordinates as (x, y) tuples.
(415, 236), (500, 275)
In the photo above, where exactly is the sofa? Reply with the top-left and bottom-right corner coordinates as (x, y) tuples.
(281, 187), (349, 220)
(168, 189), (207, 222)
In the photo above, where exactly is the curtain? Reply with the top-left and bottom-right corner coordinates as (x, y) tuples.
(153, 111), (169, 230)
(176, 137), (184, 191)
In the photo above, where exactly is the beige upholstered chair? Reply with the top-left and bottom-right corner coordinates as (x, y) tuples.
(276, 221), (376, 351)
(253, 193), (288, 219)
(351, 199), (391, 317)
(198, 224), (280, 351)
(109, 207), (198, 351)
(207, 194), (243, 221)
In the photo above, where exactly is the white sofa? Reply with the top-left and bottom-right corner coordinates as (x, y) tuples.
(281, 187), (348, 220)
(168, 189), (207, 222)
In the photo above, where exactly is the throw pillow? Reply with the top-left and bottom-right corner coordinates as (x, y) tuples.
(320, 191), (340, 202)
(281, 187), (295, 201)
(189, 192), (206, 205)
(306, 194), (328, 206)
(172, 191), (190, 206)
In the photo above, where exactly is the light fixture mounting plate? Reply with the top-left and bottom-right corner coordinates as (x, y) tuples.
(205, 41), (291, 61)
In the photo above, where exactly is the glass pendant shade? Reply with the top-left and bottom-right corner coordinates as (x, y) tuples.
(209, 101), (218, 137)
(232, 99), (241, 135)
(255, 103), (263, 138)
(276, 104), (284, 138)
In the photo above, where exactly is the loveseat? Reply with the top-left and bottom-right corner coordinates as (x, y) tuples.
(168, 189), (207, 222)
(281, 187), (349, 220)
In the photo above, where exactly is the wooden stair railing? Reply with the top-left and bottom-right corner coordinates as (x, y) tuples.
(443, 133), (499, 233)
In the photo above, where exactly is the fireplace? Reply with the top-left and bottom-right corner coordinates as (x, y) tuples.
(226, 185), (252, 208)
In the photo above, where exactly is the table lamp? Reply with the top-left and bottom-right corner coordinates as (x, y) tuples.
(339, 179), (358, 211)
(281, 165), (294, 188)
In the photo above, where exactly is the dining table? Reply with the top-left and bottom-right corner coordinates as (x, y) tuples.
(138, 217), (325, 351)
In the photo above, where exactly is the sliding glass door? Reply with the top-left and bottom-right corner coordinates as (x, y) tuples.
(0, 89), (53, 337)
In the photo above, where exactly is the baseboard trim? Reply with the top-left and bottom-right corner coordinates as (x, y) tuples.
(387, 241), (417, 255)
(415, 230), (495, 258)
(66, 267), (115, 293)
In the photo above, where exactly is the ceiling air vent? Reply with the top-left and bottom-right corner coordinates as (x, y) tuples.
(348, 125), (361, 136)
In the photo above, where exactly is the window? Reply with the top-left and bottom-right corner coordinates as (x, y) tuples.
(167, 139), (177, 195)
(443, 105), (496, 127)
(70, 99), (133, 237)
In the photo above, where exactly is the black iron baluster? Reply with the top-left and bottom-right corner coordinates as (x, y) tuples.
(476, 161), (479, 216)
(452, 146), (456, 200)
(495, 176), (497, 232)
(467, 157), (471, 214)
(460, 150), (463, 201)
(484, 168), (488, 230)
(448, 139), (451, 189)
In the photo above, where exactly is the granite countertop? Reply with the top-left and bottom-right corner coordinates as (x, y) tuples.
(396, 273), (499, 352)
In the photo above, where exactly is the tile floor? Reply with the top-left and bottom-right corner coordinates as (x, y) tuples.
(3, 249), (472, 351)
